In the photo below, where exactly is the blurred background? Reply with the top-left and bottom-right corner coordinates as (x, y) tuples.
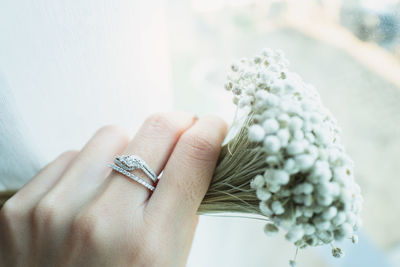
(168, 0), (400, 266)
(0, 0), (399, 266)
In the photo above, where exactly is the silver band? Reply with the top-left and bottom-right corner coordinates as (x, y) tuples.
(109, 164), (155, 191)
(114, 155), (157, 182)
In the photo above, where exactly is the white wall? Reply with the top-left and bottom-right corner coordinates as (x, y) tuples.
(0, 0), (173, 188)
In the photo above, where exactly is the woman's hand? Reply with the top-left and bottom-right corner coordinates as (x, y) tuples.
(0, 112), (227, 267)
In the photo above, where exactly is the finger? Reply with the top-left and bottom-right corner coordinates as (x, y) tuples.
(146, 115), (227, 220)
(29, 126), (131, 266)
(37, 126), (130, 217)
(4, 150), (78, 212)
(181, 215), (199, 264)
(99, 112), (196, 210)
(0, 151), (77, 264)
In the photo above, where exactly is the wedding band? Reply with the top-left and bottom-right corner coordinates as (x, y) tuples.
(114, 155), (157, 182)
(109, 164), (155, 191)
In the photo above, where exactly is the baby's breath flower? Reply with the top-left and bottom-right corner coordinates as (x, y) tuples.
(285, 226), (305, 242)
(263, 118), (280, 134)
(322, 206), (337, 221)
(259, 201), (273, 216)
(248, 124), (265, 142)
(263, 135), (281, 153)
(332, 247), (345, 258)
(264, 223), (279, 236)
(256, 187), (272, 201)
(250, 174), (265, 189)
(271, 200), (285, 215)
(225, 48), (362, 263)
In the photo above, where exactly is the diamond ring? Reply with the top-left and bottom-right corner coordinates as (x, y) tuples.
(109, 163), (155, 191)
(113, 155), (157, 183)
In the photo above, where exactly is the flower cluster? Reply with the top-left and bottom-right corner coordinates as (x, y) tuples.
(224, 48), (363, 257)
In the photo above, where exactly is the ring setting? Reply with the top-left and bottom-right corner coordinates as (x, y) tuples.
(109, 155), (157, 191)
(114, 155), (157, 182)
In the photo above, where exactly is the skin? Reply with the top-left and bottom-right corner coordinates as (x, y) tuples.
(0, 112), (227, 267)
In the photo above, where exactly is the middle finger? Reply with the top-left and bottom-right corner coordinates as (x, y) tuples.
(98, 112), (196, 211)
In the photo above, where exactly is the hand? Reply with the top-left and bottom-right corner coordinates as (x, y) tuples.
(0, 112), (227, 267)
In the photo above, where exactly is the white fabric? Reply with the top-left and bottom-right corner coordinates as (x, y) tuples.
(0, 0), (172, 189)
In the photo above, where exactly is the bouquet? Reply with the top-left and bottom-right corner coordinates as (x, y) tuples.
(198, 48), (363, 266)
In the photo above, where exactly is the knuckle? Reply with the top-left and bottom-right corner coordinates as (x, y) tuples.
(127, 230), (161, 265)
(97, 125), (129, 142)
(145, 113), (179, 135)
(58, 150), (79, 160)
(71, 211), (103, 246)
(32, 197), (58, 226)
(0, 199), (24, 223)
(180, 131), (219, 163)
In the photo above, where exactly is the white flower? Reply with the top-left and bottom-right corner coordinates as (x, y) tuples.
(250, 174), (265, 189)
(332, 212), (346, 226)
(289, 116), (303, 131)
(271, 200), (285, 215)
(231, 63), (239, 72)
(261, 48), (273, 57)
(314, 128), (332, 145)
(295, 154), (315, 171)
(286, 140), (305, 155)
(255, 90), (270, 101)
(309, 160), (332, 183)
(260, 71), (274, 83)
(303, 207), (314, 218)
(256, 187), (272, 201)
(322, 207), (337, 220)
(303, 195), (313, 206)
(317, 194), (334, 206)
(285, 226), (304, 242)
(294, 182), (314, 195)
(277, 129), (290, 147)
(333, 167), (351, 184)
(270, 170), (290, 185)
(293, 130), (305, 140)
(317, 230), (334, 243)
(267, 183), (281, 193)
(294, 195), (305, 204)
(340, 188), (352, 203)
(248, 125), (265, 142)
(354, 217), (362, 231)
(266, 155), (280, 166)
(304, 224), (315, 235)
(313, 218), (331, 231)
(305, 132), (315, 142)
(284, 82), (296, 94)
(264, 136), (281, 153)
(341, 222), (354, 237)
(264, 223), (279, 236)
(332, 247), (345, 258)
(238, 95), (253, 108)
(259, 201), (273, 216)
(264, 94), (279, 107)
(261, 109), (278, 119)
(232, 86), (242, 95)
(263, 118), (280, 134)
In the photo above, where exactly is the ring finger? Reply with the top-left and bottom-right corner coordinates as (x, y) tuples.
(98, 112), (196, 211)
